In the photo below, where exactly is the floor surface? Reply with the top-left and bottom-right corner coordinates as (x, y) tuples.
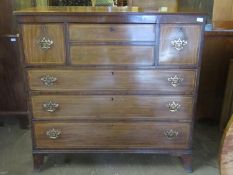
(0, 120), (220, 175)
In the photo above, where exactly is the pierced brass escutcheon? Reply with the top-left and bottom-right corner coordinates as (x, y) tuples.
(171, 38), (188, 51)
(38, 36), (54, 51)
(40, 75), (57, 87)
(168, 75), (183, 87)
(46, 128), (61, 140)
(164, 129), (179, 140)
(168, 101), (181, 112)
(43, 101), (59, 113)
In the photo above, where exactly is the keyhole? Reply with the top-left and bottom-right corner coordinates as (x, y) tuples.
(111, 97), (114, 101)
(111, 72), (114, 75)
(110, 27), (115, 32)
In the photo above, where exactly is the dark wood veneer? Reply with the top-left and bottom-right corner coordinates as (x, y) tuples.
(196, 32), (233, 121)
(0, 0), (34, 129)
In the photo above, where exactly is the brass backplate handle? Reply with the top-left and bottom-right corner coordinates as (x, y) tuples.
(164, 129), (179, 140)
(40, 75), (57, 87)
(46, 128), (61, 140)
(168, 101), (181, 112)
(171, 38), (188, 51)
(38, 36), (54, 51)
(43, 101), (59, 113)
(168, 75), (183, 87)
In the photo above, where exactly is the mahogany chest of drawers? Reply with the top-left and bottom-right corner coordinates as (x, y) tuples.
(15, 7), (205, 172)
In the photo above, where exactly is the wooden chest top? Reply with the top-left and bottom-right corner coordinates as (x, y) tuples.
(14, 6), (206, 24)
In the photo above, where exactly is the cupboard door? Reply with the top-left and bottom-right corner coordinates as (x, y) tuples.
(159, 24), (201, 65)
(22, 24), (65, 64)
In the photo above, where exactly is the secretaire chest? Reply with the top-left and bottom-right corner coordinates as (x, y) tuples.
(15, 7), (205, 172)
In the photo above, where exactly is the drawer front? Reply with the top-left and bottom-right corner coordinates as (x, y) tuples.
(28, 70), (196, 93)
(34, 122), (191, 149)
(159, 24), (201, 65)
(32, 95), (193, 120)
(22, 24), (65, 64)
(70, 45), (155, 66)
(69, 24), (156, 42)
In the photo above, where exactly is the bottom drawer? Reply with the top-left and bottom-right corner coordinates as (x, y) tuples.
(34, 122), (191, 149)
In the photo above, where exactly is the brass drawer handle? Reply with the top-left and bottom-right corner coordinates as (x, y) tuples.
(46, 128), (61, 140)
(168, 101), (181, 112)
(164, 129), (179, 140)
(168, 75), (183, 87)
(171, 38), (188, 51)
(38, 36), (54, 51)
(40, 75), (57, 87)
(43, 101), (59, 113)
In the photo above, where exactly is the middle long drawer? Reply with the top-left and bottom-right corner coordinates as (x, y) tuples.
(31, 95), (193, 120)
(28, 70), (196, 94)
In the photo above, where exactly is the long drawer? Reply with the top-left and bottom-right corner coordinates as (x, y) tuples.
(34, 121), (191, 149)
(32, 95), (193, 120)
(69, 24), (156, 42)
(28, 70), (196, 93)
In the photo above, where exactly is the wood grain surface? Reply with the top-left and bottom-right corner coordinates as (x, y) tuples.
(34, 121), (191, 149)
(31, 95), (194, 120)
(70, 45), (155, 66)
(14, 7), (206, 171)
(159, 24), (201, 65)
(14, 6), (144, 15)
(220, 115), (233, 175)
(213, 0), (233, 29)
(220, 60), (233, 130)
(0, 0), (29, 128)
(128, 0), (178, 12)
(28, 69), (196, 94)
(197, 35), (233, 121)
(69, 24), (156, 42)
(22, 24), (65, 64)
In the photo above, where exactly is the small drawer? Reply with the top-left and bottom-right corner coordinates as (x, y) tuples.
(69, 24), (156, 42)
(31, 95), (194, 120)
(159, 24), (202, 65)
(34, 121), (191, 149)
(22, 24), (65, 64)
(28, 69), (196, 94)
(70, 45), (155, 66)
